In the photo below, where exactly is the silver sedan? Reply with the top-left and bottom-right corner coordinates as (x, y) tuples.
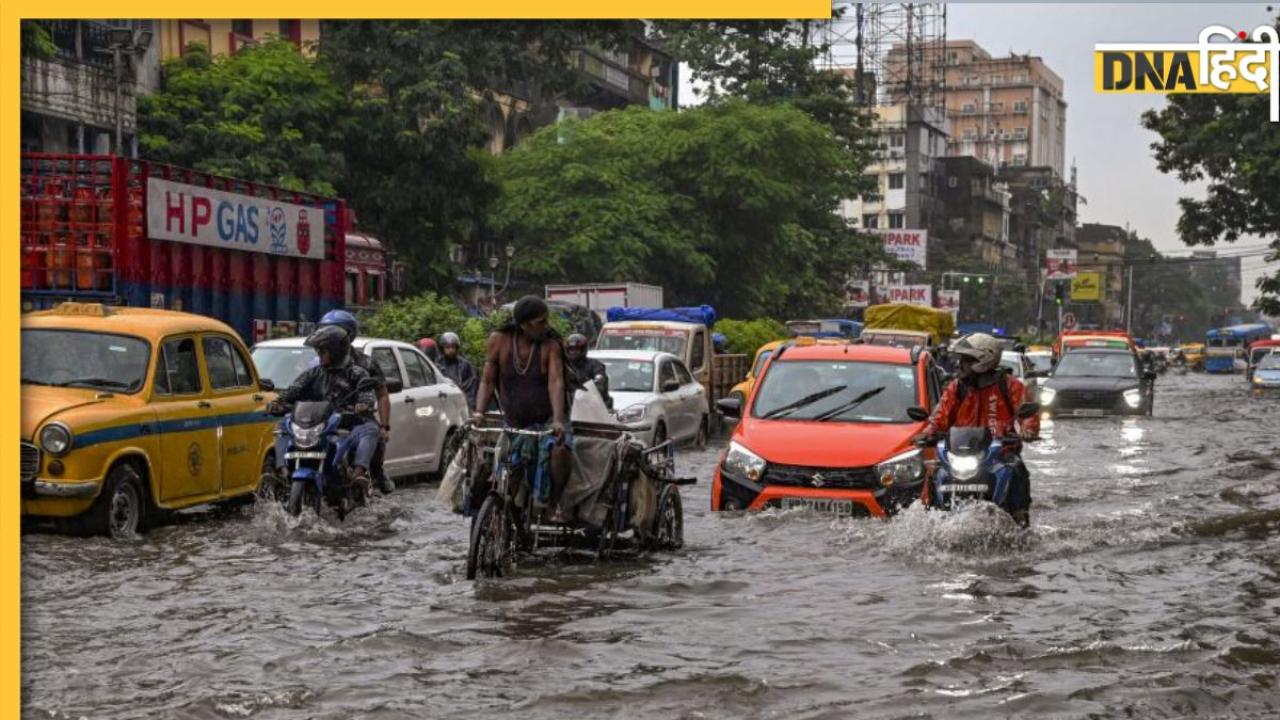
(595, 350), (709, 449)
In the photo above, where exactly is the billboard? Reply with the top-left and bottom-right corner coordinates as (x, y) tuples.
(1071, 272), (1103, 302)
(878, 284), (933, 306)
(845, 279), (871, 308)
(936, 289), (960, 318)
(873, 229), (928, 269)
(147, 177), (326, 260)
(1045, 249), (1078, 280)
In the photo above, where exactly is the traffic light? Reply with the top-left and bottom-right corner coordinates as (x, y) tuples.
(1054, 283), (1065, 305)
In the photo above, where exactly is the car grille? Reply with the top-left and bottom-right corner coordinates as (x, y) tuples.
(762, 463), (879, 490)
(21, 442), (40, 481)
(1054, 389), (1120, 410)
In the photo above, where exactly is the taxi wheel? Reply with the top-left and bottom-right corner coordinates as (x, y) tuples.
(87, 464), (145, 539)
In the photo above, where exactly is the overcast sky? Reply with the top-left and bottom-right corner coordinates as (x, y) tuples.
(678, 3), (1279, 303)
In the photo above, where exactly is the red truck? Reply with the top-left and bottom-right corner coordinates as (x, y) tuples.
(20, 153), (348, 344)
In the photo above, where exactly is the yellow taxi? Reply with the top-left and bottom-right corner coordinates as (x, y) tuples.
(1180, 343), (1206, 371)
(21, 303), (277, 538)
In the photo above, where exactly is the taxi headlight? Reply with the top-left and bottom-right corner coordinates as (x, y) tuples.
(39, 423), (73, 457)
(615, 404), (647, 423)
(723, 441), (766, 482)
(290, 422), (324, 449)
(1039, 387), (1057, 406)
(876, 448), (923, 487)
(949, 453), (981, 480)
(1123, 389), (1142, 408)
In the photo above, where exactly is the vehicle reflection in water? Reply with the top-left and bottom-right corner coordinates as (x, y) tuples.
(20, 373), (1280, 720)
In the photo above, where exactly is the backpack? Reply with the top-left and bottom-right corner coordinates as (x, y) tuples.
(953, 369), (1016, 419)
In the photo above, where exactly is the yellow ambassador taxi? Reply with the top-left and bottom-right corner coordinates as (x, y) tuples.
(21, 303), (277, 538)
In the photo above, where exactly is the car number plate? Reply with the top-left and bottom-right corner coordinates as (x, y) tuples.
(1070, 409), (1105, 417)
(781, 497), (855, 514)
(941, 483), (988, 493)
(285, 451), (326, 460)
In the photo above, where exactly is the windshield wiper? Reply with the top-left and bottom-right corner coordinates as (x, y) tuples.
(55, 377), (133, 390)
(761, 385), (848, 419)
(813, 386), (887, 422)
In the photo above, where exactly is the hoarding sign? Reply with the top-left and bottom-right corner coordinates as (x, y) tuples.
(879, 284), (933, 306)
(1071, 272), (1103, 302)
(147, 177), (325, 260)
(845, 279), (871, 308)
(936, 289), (960, 318)
(1045, 249), (1078, 280)
(873, 229), (928, 269)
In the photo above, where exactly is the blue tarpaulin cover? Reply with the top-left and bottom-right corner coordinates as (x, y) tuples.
(606, 305), (717, 327)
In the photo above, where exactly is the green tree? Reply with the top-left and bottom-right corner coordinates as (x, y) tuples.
(1141, 21), (1280, 315)
(21, 21), (57, 57)
(717, 318), (787, 357)
(137, 41), (347, 195)
(318, 21), (636, 292)
(488, 101), (882, 319)
(358, 291), (469, 344)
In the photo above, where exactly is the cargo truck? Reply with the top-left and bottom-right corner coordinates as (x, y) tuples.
(546, 283), (664, 321)
(20, 153), (347, 344)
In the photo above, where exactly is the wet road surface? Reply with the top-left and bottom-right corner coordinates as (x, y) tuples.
(22, 372), (1280, 719)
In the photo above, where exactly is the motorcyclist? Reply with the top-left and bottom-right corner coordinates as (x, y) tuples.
(564, 333), (612, 410)
(417, 337), (440, 363)
(437, 332), (479, 411)
(317, 309), (395, 494)
(267, 326), (380, 495)
(918, 332), (1040, 527)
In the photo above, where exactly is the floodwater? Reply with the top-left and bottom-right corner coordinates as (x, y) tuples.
(21, 373), (1280, 719)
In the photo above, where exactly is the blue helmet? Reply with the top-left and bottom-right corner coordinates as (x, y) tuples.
(319, 309), (358, 339)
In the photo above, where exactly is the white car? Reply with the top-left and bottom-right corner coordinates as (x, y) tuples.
(1000, 350), (1039, 392)
(251, 337), (469, 479)
(595, 350), (709, 449)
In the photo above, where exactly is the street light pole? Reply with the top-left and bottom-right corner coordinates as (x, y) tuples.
(112, 43), (123, 154)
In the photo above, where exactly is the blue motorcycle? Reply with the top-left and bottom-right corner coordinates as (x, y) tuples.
(920, 402), (1039, 527)
(270, 379), (377, 521)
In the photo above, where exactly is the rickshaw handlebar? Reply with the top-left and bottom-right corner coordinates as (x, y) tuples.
(469, 426), (553, 438)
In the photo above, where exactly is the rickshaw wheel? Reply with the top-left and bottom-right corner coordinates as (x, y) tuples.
(468, 495), (515, 580)
(652, 485), (684, 550)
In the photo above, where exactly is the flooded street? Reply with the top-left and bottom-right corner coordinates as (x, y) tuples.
(21, 373), (1280, 719)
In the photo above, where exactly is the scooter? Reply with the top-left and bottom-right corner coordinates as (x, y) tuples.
(270, 378), (377, 521)
(919, 402), (1040, 528)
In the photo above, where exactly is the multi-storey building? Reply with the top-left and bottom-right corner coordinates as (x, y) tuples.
(842, 102), (949, 235)
(156, 20), (319, 58)
(1075, 222), (1128, 326)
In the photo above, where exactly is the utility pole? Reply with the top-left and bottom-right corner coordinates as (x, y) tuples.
(97, 26), (152, 157)
(1125, 264), (1135, 334)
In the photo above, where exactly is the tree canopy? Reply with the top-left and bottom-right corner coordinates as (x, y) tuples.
(488, 101), (883, 318)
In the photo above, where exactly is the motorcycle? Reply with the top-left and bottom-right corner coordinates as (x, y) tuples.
(919, 401), (1040, 528)
(268, 377), (378, 521)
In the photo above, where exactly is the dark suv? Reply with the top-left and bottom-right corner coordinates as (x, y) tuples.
(1037, 348), (1156, 417)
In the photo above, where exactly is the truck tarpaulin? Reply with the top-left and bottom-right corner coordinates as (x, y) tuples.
(863, 303), (956, 344)
(20, 154), (347, 343)
(606, 305), (717, 327)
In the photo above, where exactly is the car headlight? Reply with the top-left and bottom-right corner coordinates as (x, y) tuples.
(723, 441), (767, 482)
(875, 448), (923, 487)
(949, 453), (981, 480)
(290, 422), (324, 449)
(39, 423), (73, 456)
(1039, 387), (1057, 405)
(1254, 375), (1265, 385)
(1123, 388), (1142, 408)
(615, 404), (647, 423)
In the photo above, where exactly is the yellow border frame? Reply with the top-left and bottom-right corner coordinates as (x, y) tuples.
(4, 3), (828, 716)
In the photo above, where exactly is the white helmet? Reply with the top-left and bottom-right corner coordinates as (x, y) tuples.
(951, 333), (1002, 374)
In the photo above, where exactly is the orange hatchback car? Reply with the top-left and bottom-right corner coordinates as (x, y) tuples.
(712, 342), (943, 518)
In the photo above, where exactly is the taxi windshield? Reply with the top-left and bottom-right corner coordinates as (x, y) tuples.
(599, 358), (655, 392)
(597, 330), (688, 357)
(21, 329), (150, 393)
(1054, 352), (1136, 378)
(251, 346), (319, 389)
(751, 360), (918, 423)
(1258, 353), (1280, 370)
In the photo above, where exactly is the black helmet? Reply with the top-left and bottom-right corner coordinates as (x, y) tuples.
(566, 333), (589, 357)
(305, 324), (351, 364)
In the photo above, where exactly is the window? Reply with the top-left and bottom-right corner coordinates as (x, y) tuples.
(948, 52), (958, 65)
(364, 272), (380, 304)
(1013, 154), (1027, 166)
(202, 336), (253, 390)
(690, 330), (706, 371)
(372, 347), (403, 388)
(278, 20), (302, 45)
(1013, 127), (1027, 140)
(398, 348), (437, 387)
(345, 272), (358, 305)
(961, 103), (976, 114)
(888, 173), (905, 189)
(989, 101), (1004, 113)
(673, 361), (694, 386)
(659, 361), (678, 390)
(888, 213), (905, 229)
(991, 74), (1004, 85)
(231, 20), (254, 37)
(156, 337), (203, 395)
(1014, 100), (1028, 114)
(888, 133), (905, 148)
(862, 214), (880, 229)
(962, 128), (977, 140)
